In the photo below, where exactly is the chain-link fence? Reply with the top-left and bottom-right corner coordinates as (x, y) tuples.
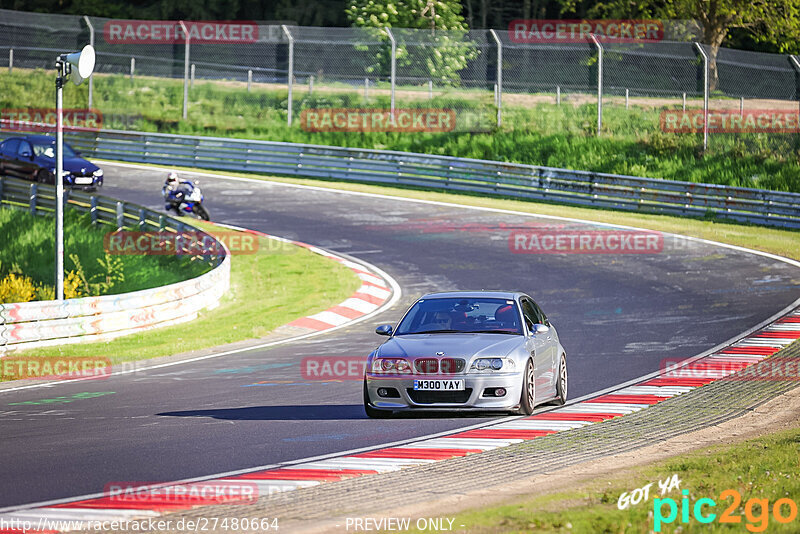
(2, 8), (800, 158)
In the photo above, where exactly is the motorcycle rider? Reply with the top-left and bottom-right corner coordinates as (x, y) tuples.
(162, 171), (193, 213)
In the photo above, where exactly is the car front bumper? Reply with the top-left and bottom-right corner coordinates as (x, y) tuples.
(365, 372), (523, 412)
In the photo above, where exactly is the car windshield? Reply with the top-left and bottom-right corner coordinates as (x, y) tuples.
(31, 141), (76, 159)
(394, 297), (522, 335)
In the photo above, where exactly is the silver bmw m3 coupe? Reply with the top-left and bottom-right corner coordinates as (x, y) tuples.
(364, 291), (567, 417)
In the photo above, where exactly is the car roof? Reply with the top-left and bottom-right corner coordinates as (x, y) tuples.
(3, 135), (56, 143)
(418, 290), (525, 301)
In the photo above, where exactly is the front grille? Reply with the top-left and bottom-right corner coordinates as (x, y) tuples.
(440, 358), (465, 374)
(414, 358), (439, 374)
(413, 358), (466, 374)
(407, 388), (472, 404)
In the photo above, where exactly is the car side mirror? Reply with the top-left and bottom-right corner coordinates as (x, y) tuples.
(375, 324), (393, 336)
(532, 323), (549, 335)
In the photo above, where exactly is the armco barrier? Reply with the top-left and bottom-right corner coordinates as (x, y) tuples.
(13, 127), (796, 230)
(0, 176), (230, 352)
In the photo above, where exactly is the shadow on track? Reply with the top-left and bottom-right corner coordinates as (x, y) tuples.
(158, 405), (504, 421)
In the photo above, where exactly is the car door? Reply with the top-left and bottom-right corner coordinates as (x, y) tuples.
(16, 140), (36, 179)
(1, 139), (21, 177)
(520, 298), (551, 401)
(531, 299), (558, 395)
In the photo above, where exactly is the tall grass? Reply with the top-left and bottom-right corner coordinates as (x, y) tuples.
(2, 70), (799, 192)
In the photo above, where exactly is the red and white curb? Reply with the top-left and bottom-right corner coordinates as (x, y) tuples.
(2, 306), (797, 532)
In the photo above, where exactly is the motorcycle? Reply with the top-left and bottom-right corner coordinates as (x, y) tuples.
(163, 180), (210, 221)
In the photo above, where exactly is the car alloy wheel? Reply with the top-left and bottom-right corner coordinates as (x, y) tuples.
(555, 354), (568, 405)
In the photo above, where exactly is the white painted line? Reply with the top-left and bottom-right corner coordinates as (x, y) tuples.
(338, 298), (379, 314)
(356, 272), (387, 286)
(400, 438), (517, 450)
(615, 386), (693, 395)
(732, 339), (793, 347)
(306, 310), (351, 327)
(283, 461), (402, 472)
(356, 284), (392, 299)
(557, 404), (645, 414)
(217, 479), (320, 490)
(764, 324), (800, 331)
(494, 421), (590, 430)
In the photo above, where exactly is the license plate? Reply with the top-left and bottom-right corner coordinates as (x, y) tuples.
(75, 177), (93, 185)
(413, 379), (465, 391)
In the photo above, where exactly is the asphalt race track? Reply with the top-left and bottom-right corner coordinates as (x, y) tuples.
(1, 162), (799, 508)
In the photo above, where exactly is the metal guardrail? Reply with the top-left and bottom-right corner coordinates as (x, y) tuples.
(2, 127), (799, 228)
(40, 127), (800, 229)
(0, 176), (230, 352)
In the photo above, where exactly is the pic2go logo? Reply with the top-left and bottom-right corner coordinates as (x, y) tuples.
(654, 489), (798, 532)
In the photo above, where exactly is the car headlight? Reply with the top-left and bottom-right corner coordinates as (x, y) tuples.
(93, 169), (103, 177)
(371, 358), (412, 374)
(470, 358), (514, 372)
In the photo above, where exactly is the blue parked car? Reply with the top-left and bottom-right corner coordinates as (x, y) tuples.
(0, 134), (103, 190)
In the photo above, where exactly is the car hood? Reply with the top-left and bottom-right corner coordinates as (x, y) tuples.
(376, 333), (522, 360)
(36, 156), (99, 174)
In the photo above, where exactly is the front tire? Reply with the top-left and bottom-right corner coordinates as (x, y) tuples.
(363, 379), (392, 419)
(36, 170), (53, 184)
(193, 204), (210, 221)
(515, 359), (536, 415)
(554, 354), (568, 405)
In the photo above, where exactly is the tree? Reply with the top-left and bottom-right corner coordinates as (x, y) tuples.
(346, 0), (479, 85)
(559, 0), (800, 89)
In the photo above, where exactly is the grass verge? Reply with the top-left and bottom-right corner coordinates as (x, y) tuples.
(419, 425), (800, 533)
(5, 222), (361, 368)
(0, 206), (209, 298)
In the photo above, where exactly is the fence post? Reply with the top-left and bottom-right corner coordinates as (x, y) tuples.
(159, 215), (165, 231)
(789, 55), (800, 124)
(7, 49), (12, 73)
(489, 29), (502, 127)
(179, 21), (190, 120)
(90, 195), (98, 223)
(29, 184), (37, 215)
(557, 85), (561, 105)
(116, 201), (124, 229)
(364, 77), (369, 99)
(191, 64), (195, 88)
(83, 16), (94, 108)
(282, 25), (294, 126)
(682, 92), (686, 111)
(625, 88), (629, 109)
(590, 34), (603, 134)
(309, 75), (314, 95)
(138, 208), (146, 229)
(694, 42), (709, 151)
(247, 69), (252, 92)
(130, 57), (135, 81)
(385, 28), (396, 113)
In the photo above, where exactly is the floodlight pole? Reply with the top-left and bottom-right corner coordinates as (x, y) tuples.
(55, 57), (66, 300)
